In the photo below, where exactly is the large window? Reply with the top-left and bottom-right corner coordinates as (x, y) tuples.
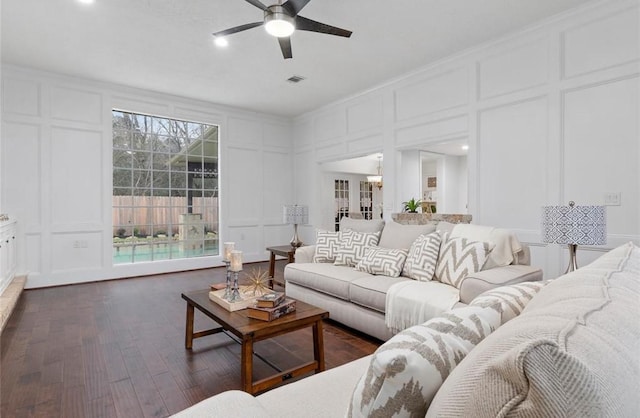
(112, 111), (219, 264)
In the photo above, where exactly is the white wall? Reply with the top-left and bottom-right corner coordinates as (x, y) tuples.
(1, 66), (293, 288)
(292, 0), (640, 279)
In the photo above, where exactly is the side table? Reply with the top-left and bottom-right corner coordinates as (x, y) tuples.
(266, 245), (297, 289)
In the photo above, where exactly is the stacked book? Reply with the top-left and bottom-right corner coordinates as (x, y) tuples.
(246, 292), (296, 321)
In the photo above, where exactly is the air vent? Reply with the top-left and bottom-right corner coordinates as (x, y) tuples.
(286, 75), (306, 83)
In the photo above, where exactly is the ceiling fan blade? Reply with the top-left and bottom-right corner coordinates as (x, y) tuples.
(281, 0), (311, 16)
(295, 16), (352, 38)
(212, 21), (263, 37)
(244, 0), (268, 11)
(278, 37), (293, 59)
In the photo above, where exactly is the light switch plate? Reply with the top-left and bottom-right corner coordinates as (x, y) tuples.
(604, 192), (621, 206)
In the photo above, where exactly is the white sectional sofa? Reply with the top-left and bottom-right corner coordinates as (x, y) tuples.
(173, 242), (640, 418)
(285, 217), (542, 340)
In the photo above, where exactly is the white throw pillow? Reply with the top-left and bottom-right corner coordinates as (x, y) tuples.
(470, 280), (549, 324)
(355, 247), (408, 277)
(435, 234), (493, 288)
(313, 229), (341, 263)
(347, 306), (501, 418)
(334, 230), (381, 267)
(402, 232), (442, 281)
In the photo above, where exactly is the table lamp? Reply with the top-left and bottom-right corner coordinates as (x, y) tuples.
(283, 204), (309, 248)
(541, 201), (606, 273)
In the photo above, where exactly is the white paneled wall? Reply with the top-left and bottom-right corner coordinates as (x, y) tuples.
(292, 0), (640, 279)
(1, 67), (293, 288)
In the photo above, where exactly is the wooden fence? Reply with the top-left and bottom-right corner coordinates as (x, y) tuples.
(112, 196), (218, 237)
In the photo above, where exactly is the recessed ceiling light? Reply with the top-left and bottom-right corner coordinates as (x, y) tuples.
(461, 145), (469, 151)
(214, 37), (229, 47)
(77, 0), (95, 4)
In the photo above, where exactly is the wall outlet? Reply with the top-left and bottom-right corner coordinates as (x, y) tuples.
(603, 192), (621, 206)
(73, 240), (88, 248)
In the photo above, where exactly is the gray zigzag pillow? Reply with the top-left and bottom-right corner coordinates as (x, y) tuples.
(348, 306), (501, 418)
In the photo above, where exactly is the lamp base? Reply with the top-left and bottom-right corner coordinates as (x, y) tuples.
(290, 223), (303, 248)
(565, 244), (579, 274)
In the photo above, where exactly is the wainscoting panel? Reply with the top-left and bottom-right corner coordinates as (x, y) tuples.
(395, 115), (468, 148)
(24, 233), (42, 276)
(263, 121), (291, 149)
(2, 77), (41, 117)
(347, 134), (383, 155)
(347, 95), (383, 134)
(293, 118), (314, 149)
(1, 122), (41, 228)
(50, 127), (103, 226)
(563, 76), (639, 237)
(262, 150), (293, 225)
(263, 225), (292, 249)
(226, 226), (261, 257)
(227, 116), (262, 146)
(50, 86), (102, 125)
(314, 108), (347, 143)
(112, 95), (171, 117)
(316, 141), (347, 162)
(478, 38), (549, 99)
(51, 231), (103, 272)
(562, 7), (640, 79)
(225, 146), (261, 226)
(173, 105), (223, 126)
(394, 67), (468, 122)
(477, 97), (548, 230)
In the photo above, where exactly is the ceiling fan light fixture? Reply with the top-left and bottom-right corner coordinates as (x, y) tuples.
(264, 6), (295, 37)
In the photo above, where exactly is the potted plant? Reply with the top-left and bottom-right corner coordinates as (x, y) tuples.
(402, 198), (422, 213)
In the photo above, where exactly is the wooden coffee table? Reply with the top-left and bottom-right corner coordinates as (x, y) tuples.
(181, 289), (329, 394)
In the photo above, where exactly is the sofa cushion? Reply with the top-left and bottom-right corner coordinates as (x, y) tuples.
(349, 275), (411, 313)
(470, 280), (549, 324)
(312, 229), (341, 263)
(402, 232), (442, 281)
(355, 247), (408, 278)
(435, 235), (493, 288)
(378, 221), (436, 250)
(284, 263), (371, 300)
(340, 217), (385, 233)
(426, 242), (640, 418)
(348, 306), (501, 418)
(334, 230), (381, 267)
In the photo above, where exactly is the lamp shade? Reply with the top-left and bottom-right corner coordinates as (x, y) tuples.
(541, 204), (606, 245)
(283, 204), (309, 225)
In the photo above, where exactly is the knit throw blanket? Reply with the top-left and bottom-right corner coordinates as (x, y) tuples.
(385, 280), (460, 334)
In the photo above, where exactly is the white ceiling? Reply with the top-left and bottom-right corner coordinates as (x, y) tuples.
(1, 0), (590, 118)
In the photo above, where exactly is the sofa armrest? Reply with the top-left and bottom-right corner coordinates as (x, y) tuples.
(458, 265), (543, 304)
(295, 245), (316, 263)
(170, 390), (271, 418)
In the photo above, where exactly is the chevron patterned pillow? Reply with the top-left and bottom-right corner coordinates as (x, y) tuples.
(334, 230), (381, 267)
(402, 232), (442, 281)
(348, 306), (501, 418)
(355, 247), (408, 277)
(435, 234), (493, 288)
(313, 229), (342, 263)
(470, 280), (549, 324)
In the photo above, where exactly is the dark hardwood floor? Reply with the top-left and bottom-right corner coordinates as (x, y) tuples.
(0, 261), (381, 418)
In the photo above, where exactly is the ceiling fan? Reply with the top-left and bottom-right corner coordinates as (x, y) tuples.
(212, 0), (352, 59)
